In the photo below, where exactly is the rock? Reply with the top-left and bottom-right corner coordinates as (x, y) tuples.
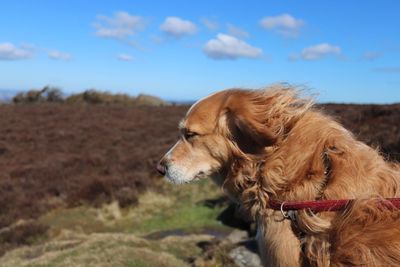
(229, 244), (263, 267)
(225, 229), (248, 244)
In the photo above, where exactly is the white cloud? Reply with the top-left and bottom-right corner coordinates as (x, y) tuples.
(290, 43), (341, 61)
(302, 43), (341, 60)
(362, 51), (383, 61)
(201, 18), (219, 30)
(0, 42), (33, 60)
(260, 14), (304, 37)
(48, 50), (72, 61)
(160, 17), (197, 37)
(203, 33), (262, 60)
(227, 24), (249, 39)
(94, 12), (145, 39)
(288, 53), (300, 62)
(373, 67), (400, 73)
(117, 54), (134, 61)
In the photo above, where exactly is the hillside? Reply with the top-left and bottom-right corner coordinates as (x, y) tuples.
(0, 102), (399, 266)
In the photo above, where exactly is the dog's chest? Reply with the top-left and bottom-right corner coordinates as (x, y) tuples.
(257, 214), (301, 267)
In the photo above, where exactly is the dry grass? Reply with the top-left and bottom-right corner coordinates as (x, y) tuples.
(0, 180), (227, 267)
(0, 232), (197, 267)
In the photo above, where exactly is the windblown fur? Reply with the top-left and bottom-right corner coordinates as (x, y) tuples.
(159, 85), (400, 267)
(221, 87), (400, 266)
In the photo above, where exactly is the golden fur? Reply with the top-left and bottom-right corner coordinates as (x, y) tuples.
(158, 85), (400, 266)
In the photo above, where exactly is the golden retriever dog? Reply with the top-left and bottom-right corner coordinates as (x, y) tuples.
(157, 85), (400, 267)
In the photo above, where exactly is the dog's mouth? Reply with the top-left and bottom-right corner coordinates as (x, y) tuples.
(193, 171), (206, 181)
(165, 169), (209, 184)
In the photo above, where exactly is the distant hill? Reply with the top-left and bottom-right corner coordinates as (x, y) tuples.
(0, 88), (171, 106)
(169, 100), (196, 105)
(0, 89), (22, 103)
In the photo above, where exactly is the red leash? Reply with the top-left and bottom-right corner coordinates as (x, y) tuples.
(269, 198), (400, 213)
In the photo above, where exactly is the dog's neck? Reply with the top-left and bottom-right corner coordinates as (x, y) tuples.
(224, 108), (400, 220)
(223, 111), (341, 217)
(220, 106), (400, 267)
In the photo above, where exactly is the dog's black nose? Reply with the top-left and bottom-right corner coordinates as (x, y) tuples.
(156, 159), (167, 176)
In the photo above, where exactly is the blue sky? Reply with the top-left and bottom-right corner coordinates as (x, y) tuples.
(0, 0), (400, 103)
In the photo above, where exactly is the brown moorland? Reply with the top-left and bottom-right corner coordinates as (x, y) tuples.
(0, 101), (399, 256)
(0, 104), (187, 228)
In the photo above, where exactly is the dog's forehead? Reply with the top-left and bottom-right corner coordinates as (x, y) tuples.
(182, 90), (228, 132)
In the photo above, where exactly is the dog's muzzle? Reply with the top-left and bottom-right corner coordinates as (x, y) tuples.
(156, 159), (167, 176)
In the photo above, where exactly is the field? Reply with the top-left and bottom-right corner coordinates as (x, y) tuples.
(0, 102), (399, 266)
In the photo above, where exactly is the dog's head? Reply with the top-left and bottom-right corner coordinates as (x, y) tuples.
(157, 87), (310, 184)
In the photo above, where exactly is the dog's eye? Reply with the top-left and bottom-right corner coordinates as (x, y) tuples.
(184, 131), (198, 140)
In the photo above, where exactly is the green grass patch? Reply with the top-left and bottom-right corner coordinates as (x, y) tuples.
(1, 180), (231, 267)
(123, 259), (150, 267)
(38, 179), (229, 236)
(134, 202), (224, 233)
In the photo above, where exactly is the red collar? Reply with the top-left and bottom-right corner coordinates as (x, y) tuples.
(269, 198), (400, 213)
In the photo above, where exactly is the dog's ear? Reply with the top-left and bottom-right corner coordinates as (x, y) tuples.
(219, 88), (312, 155)
(224, 108), (277, 154)
(221, 92), (278, 154)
